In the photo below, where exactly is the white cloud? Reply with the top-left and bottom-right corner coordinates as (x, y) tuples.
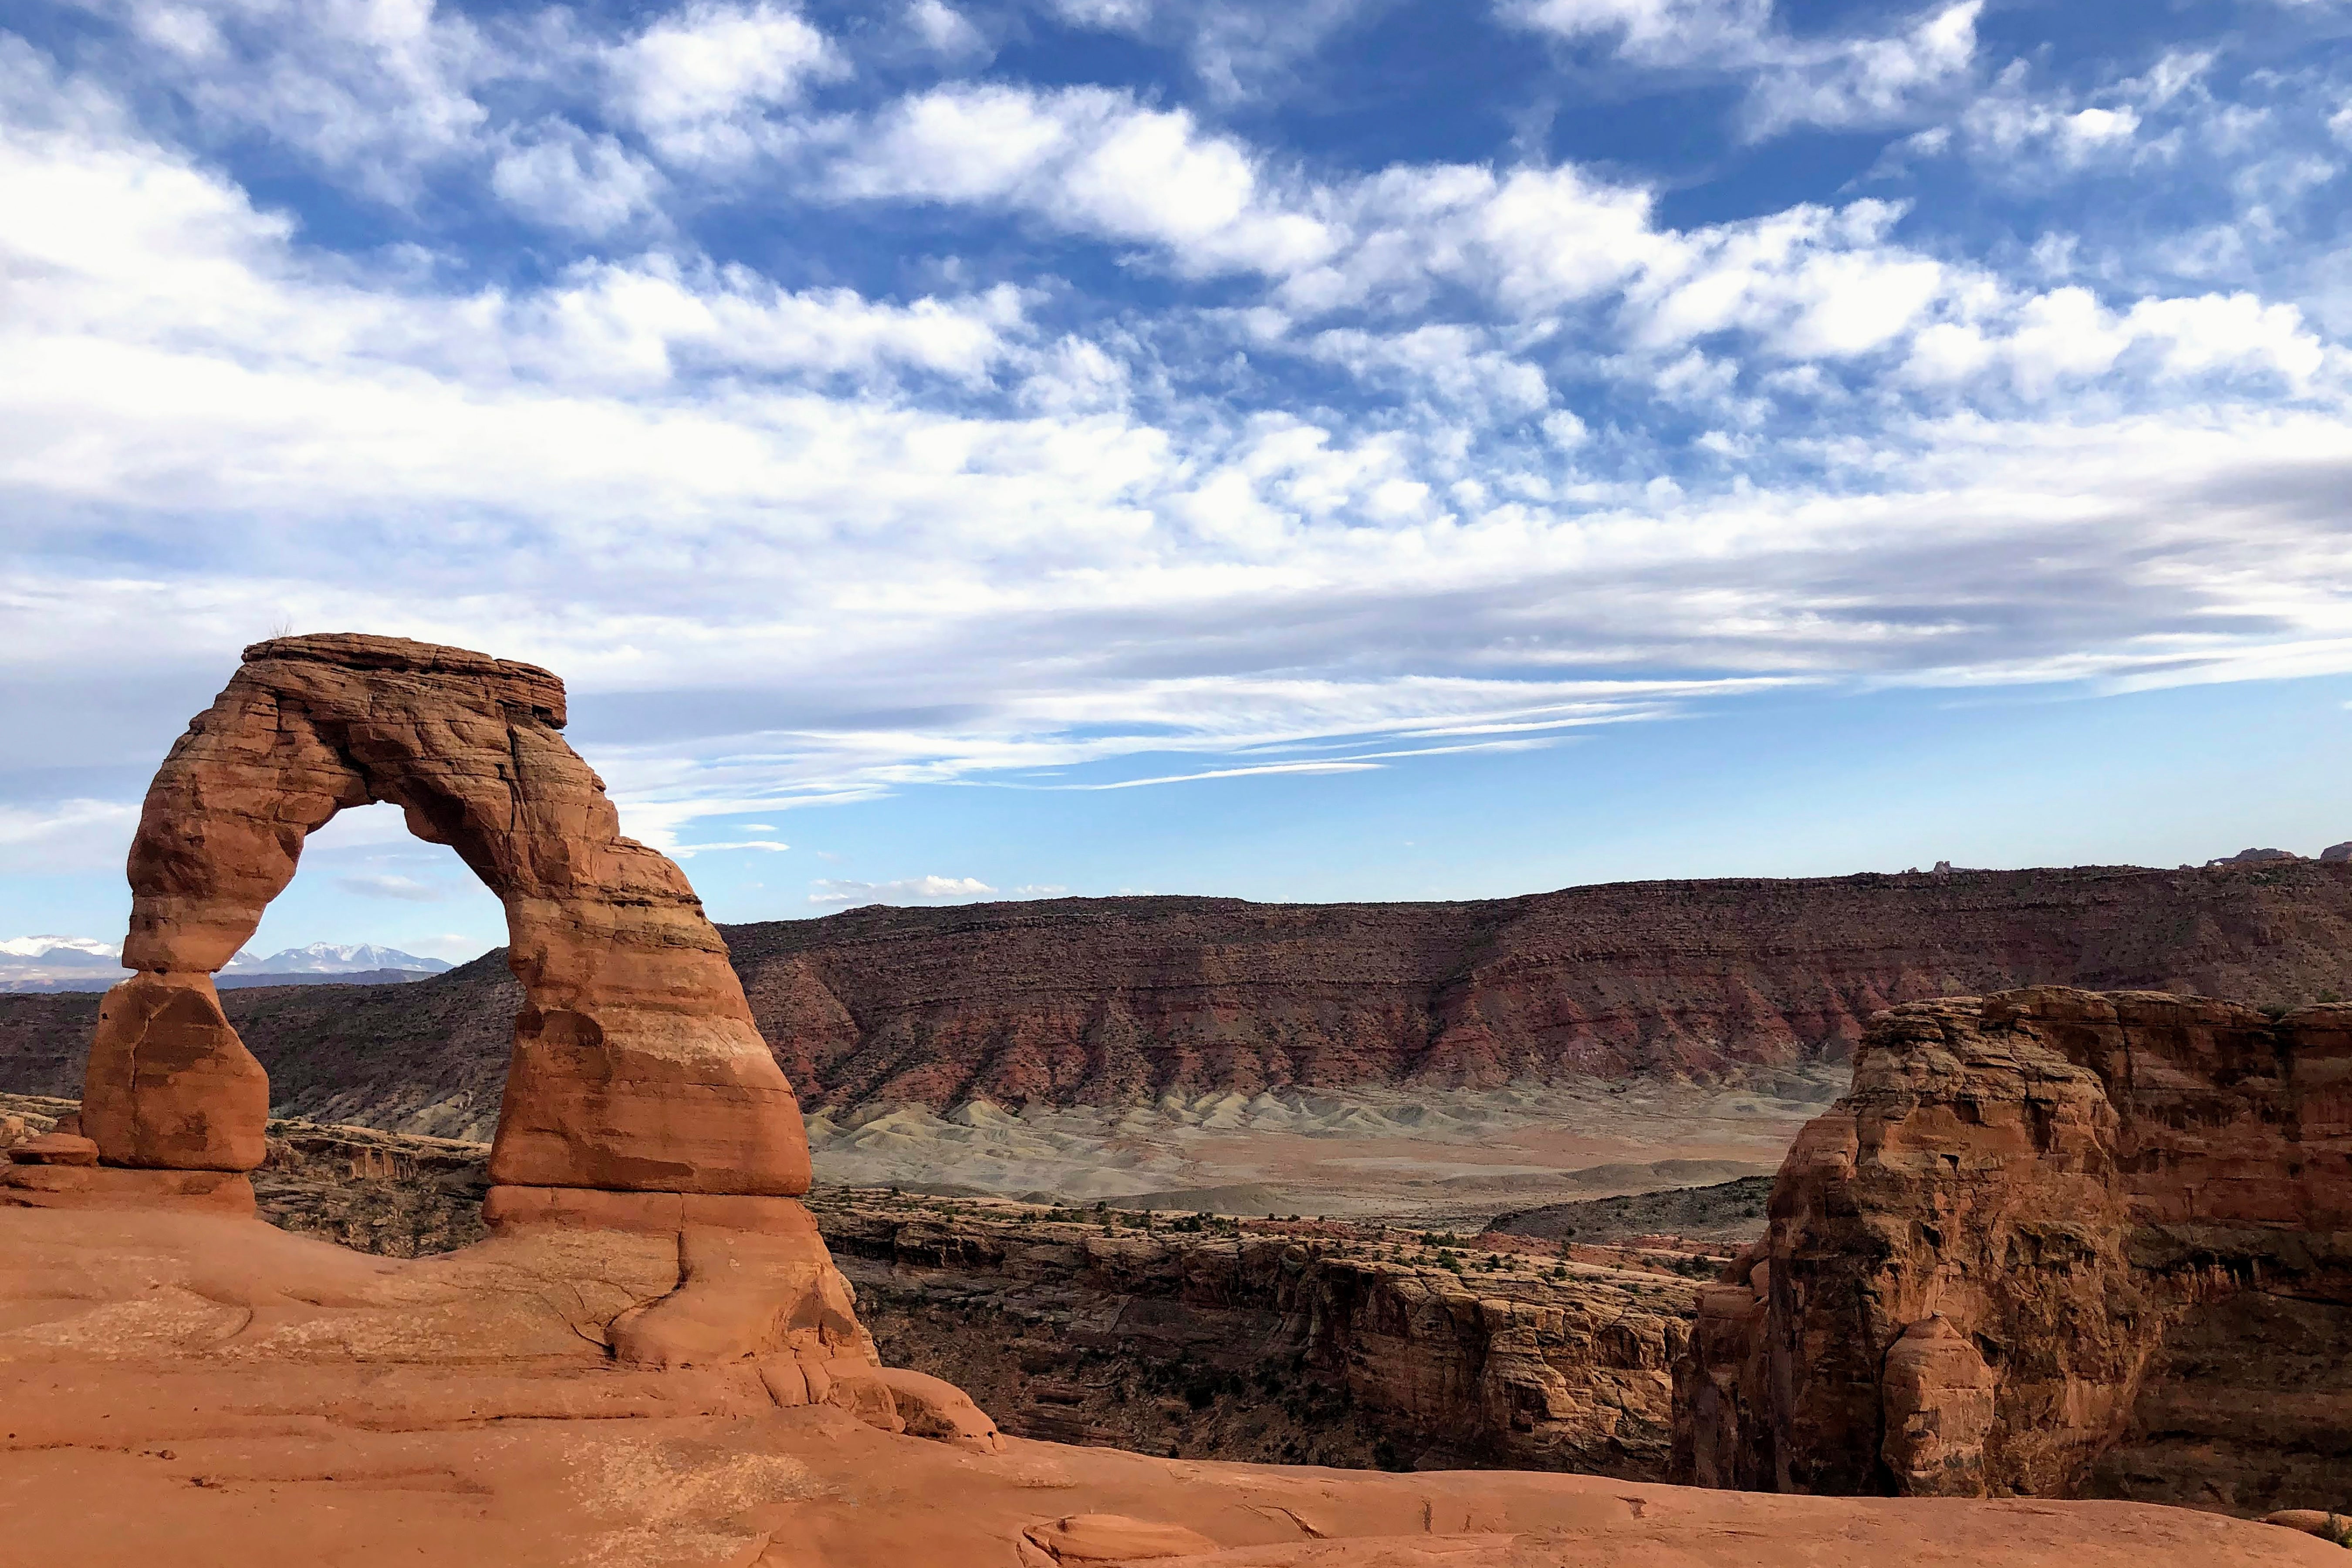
(611, 0), (843, 162)
(808, 875), (998, 905)
(335, 873), (448, 901)
(671, 838), (791, 856)
(829, 85), (1338, 276)
(814, 88), (1960, 367)
(1903, 285), (2327, 392)
(1504, 0), (1982, 138)
(3, 18), (2351, 875)
(0, 799), (143, 873)
(1501, 0), (1773, 61)
(906, 0), (987, 57)
(491, 123), (665, 235)
(1742, 2), (1980, 138)
(117, 0), (500, 199)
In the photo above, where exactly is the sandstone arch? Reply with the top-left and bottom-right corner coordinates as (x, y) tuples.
(81, 632), (809, 1198)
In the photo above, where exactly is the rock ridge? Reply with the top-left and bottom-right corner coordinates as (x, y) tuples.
(13, 862), (2352, 1131)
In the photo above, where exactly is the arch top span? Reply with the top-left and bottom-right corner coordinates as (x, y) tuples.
(84, 632), (811, 1199)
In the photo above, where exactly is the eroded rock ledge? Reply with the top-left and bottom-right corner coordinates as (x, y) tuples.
(1674, 987), (2352, 1515)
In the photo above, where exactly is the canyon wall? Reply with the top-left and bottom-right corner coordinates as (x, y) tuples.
(811, 1193), (1698, 1477)
(1673, 988), (2352, 1515)
(7, 862), (2352, 1129)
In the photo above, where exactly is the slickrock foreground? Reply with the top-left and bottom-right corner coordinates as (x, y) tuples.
(3, 1201), (2336, 1567)
(1677, 987), (2352, 1515)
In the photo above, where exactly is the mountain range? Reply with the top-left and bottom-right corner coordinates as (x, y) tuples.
(0, 938), (454, 993)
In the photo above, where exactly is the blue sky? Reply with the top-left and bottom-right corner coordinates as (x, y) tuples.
(3, 0), (2350, 963)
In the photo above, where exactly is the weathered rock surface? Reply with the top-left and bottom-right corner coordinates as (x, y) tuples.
(14, 862), (2352, 1131)
(83, 632), (806, 1195)
(81, 972), (269, 1171)
(1674, 987), (2352, 1516)
(0, 1202), (2334, 1568)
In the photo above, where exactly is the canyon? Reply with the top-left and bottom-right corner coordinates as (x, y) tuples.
(6, 861), (2351, 1142)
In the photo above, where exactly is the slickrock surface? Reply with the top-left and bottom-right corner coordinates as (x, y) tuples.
(11, 862), (2352, 1132)
(1, 1200), (2333, 1568)
(1674, 987), (2352, 1516)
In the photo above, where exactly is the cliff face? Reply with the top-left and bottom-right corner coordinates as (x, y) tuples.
(1673, 988), (2352, 1515)
(7, 862), (2352, 1126)
(811, 1193), (1701, 1477)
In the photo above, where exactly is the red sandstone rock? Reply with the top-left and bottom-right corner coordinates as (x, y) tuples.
(1880, 1315), (1997, 1496)
(102, 633), (806, 1195)
(80, 973), (267, 1171)
(1022, 1514), (1222, 1562)
(0, 1165), (257, 1215)
(7, 1132), (98, 1166)
(1674, 988), (2352, 1513)
(2264, 1510), (2352, 1539)
(1, 1202), (2339, 1568)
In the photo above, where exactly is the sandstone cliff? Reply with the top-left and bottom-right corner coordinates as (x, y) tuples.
(1673, 987), (2352, 1516)
(7, 863), (2352, 1128)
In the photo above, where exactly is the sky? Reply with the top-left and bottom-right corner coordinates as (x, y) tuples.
(3, 0), (2351, 964)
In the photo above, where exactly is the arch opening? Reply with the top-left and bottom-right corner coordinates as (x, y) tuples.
(228, 800), (504, 973)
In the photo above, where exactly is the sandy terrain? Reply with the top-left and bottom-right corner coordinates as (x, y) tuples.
(804, 1071), (1843, 1227)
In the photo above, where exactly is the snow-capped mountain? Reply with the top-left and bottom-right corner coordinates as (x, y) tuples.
(0, 934), (125, 982)
(223, 943), (453, 975)
(0, 936), (120, 963)
(0, 936), (453, 991)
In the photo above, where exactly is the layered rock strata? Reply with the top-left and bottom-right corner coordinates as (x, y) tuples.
(1673, 988), (2352, 1515)
(13, 862), (2352, 1131)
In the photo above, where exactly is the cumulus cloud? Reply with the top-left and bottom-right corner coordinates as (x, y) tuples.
(609, 0), (843, 162)
(1504, 0), (1983, 138)
(1045, 0), (1382, 103)
(1, 0), (2349, 881)
(828, 84), (1338, 275)
(491, 122), (665, 234)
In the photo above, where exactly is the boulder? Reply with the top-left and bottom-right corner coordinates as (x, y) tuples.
(6, 1132), (99, 1166)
